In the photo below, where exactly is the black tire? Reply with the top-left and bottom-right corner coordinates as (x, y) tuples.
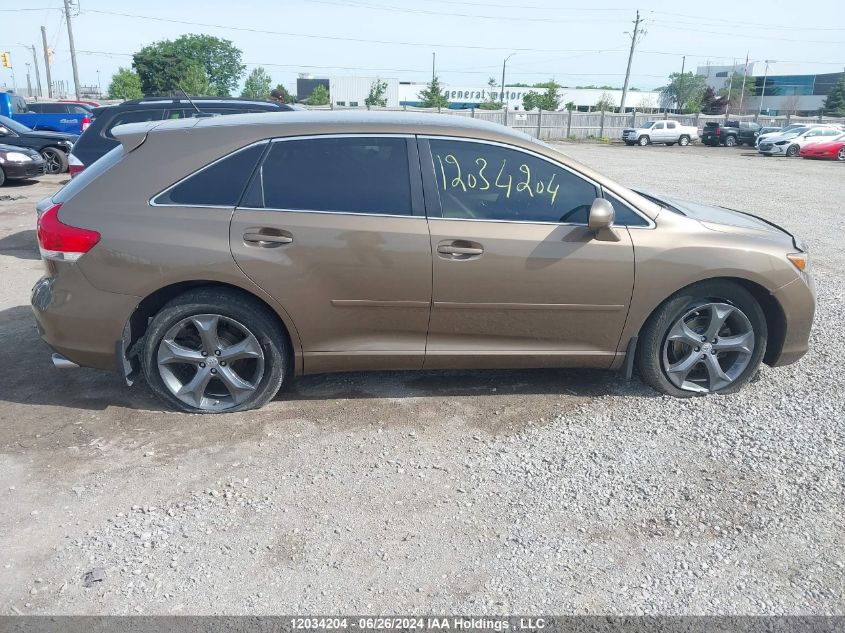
(666, 142), (675, 146)
(638, 135), (649, 146)
(141, 287), (291, 413)
(624, 141), (635, 146)
(786, 144), (799, 157)
(636, 280), (767, 398)
(724, 136), (737, 147)
(0, 167), (6, 187)
(40, 147), (68, 174)
(679, 135), (690, 146)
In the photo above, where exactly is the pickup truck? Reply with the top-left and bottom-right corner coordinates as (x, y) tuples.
(0, 91), (91, 135)
(701, 121), (761, 147)
(622, 120), (698, 146)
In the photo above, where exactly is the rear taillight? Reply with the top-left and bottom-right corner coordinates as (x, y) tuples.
(715, 128), (721, 136)
(67, 153), (85, 178)
(81, 116), (91, 131)
(37, 203), (100, 262)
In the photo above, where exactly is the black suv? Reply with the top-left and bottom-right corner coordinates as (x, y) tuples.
(701, 121), (761, 147)
(68, 97), (296, 176)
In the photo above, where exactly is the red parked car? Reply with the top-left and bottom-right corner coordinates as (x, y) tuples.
(800, 133), (845, 161)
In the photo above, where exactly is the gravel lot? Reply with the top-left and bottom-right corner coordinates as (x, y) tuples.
(0, 143), (842, 615)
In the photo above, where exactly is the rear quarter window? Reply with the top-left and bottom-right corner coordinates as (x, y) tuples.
(104, 109), (165, 138)
(153, 143), (267, 207)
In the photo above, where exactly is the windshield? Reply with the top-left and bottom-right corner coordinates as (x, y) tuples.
(782, 127), (808, 138)
(0, 115), (33, 134)
(633, 190), (685, 215)
(640, 121), (655, 129)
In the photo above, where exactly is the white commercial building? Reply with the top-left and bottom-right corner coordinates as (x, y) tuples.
(398, 82), (662, 111)
(328, 76), (400, 108)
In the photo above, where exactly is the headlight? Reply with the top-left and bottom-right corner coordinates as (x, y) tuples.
(774, 140), (788, 145)
(4, 152), (33, 162)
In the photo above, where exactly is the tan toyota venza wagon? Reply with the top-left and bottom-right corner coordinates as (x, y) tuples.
(32, 111), (815, 413)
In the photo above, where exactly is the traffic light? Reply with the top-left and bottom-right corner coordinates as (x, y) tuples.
(1, 52), (10, 69)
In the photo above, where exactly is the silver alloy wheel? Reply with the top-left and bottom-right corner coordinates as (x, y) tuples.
(679, 136), (690, 146)
(837, 147), (845, 161)
(661, 302), (755, 393)
(40, 148), (64, 174)
(639, 136), (649, 146)
(156, 313), (265, 411)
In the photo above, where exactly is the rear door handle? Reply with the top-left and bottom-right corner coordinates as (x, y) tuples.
(436, 240), (484, 259)
(243, 230), (293, 247)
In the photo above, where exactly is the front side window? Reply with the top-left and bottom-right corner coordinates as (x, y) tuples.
(154, 143), (266, 207)
(429, 139), (598, 224)
(255, 137), (412, 215)
(605, 193), (649, 227)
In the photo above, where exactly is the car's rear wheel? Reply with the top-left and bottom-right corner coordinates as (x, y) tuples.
(724, 136), (737, 147)
(624, 141), (635, 146)
(0, 167), (6, 187)
(638, 135), (649, 146)
(637, 280), (767, 397)
(141, 288), (290, 413)
(679, 135), (690, 146)
(40, 147), (68, 174)
(838, 147), (845, 161)
(786, 144), (800, 157)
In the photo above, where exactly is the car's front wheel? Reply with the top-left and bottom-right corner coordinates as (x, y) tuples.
(638, 135), (649, 146)
(786, 144), (800, 157)
(40, 147), (68, 174)
(141, 288), (290, 413)
(637, 281), (767, 397)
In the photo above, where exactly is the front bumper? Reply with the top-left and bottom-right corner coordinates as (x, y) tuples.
(758, 143), (788, 155)
(769, 274), (816, 367)
(31, 264), (140, 370)
(2, 159), (46, 179)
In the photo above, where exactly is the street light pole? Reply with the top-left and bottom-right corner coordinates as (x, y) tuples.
(500, 53), (514, 107)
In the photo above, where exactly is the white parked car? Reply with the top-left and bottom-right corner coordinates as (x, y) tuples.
(622, 120), (699, 146)
(757, 126), (844, 157)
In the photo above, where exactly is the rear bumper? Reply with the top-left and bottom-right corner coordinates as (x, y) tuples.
(31, 264), (140, 370)
(769, 275), (816, 367)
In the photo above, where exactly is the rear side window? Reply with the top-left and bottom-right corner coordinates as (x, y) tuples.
(252, 137), (412, 214)
(154, 143), (266, 207)
(105, 109), (165, 138)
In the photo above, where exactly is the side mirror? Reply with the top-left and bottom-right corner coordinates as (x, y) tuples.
(589, 198), (614, 231)
(0, 126), (9, 136)
(588, 198), (619, 241)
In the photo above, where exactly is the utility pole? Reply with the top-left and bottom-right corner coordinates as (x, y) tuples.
(25, 63), (33, 98)
(725, 58), (735, 118)
(678, 55), (685, 113)
(759, 59), (774, 116)
(29, 45), (42, 97)
(619, 9), (643, 113)
(41, 26), (53, 98)
(501, 53), (514, 106)
(63, 0), (81, 99)
(431, 52), (435, 84)
(738, 53), (749, 114)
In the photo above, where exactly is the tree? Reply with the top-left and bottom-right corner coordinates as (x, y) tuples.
(241, 67), (273, 99)
(418, 75), (449, 108)
(132, 34), (244, 96)
(823, 77), (845, 116)
(522, 90), (541, 111)
(107, 67), (142, 100)
(595, 92), (616, 112)
(272, 84), (295, 104)
(564, 101), (576, 112)
(479, 77), (502, 110)
(660, 72), (707, 113)
(304, 84), (330, 106)
(365, 78), (388, 107)
(718, 72), (754, 111)
(701, 86), (721, 113)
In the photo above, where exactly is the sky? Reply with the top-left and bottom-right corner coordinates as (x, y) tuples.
(1, 0), (844, 96)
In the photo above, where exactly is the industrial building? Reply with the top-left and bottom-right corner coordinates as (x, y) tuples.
(295, 74), (662, 111)
(697, 62), (845, 115)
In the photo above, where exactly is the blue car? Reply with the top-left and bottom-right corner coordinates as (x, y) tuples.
(0, 90), (90, 135)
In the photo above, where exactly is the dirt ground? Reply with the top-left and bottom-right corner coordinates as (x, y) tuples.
(1, 143), (842, 615)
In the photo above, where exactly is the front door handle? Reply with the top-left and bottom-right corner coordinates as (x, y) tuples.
(243, 229), (293, 247)
(436, 240), (484, 259)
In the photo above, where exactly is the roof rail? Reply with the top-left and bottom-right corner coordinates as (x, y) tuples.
(120, 95), (275, 105)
